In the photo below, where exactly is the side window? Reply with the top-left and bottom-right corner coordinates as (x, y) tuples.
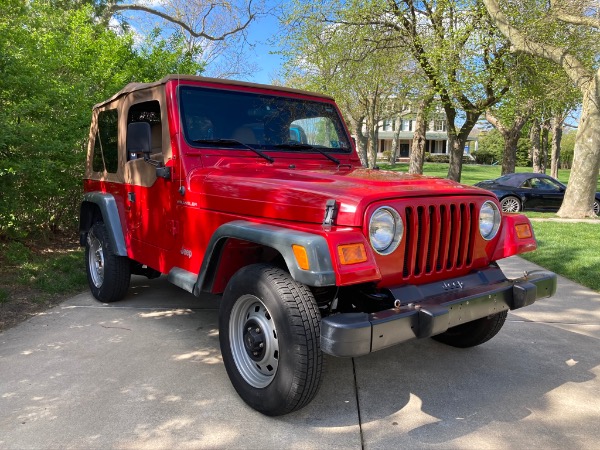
(92, 109), (119, 173)
(127, 100), (161, 160)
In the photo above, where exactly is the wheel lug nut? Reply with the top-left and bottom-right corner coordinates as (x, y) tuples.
(253, 352), (258, 356)
(259, 343), (264, 348)
(255, 327), (260, 333)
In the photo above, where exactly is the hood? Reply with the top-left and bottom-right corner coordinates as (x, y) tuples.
(189, 165), (494, 227)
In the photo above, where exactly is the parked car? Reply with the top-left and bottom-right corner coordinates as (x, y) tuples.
(476, 172), (600, 215)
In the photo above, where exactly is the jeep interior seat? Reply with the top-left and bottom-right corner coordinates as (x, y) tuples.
(232, 126), (258, 145)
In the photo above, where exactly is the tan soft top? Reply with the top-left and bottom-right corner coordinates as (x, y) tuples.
(93, 74), (334, 110)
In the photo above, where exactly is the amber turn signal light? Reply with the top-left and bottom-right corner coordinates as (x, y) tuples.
(515, 223), (532, 239)
(292, 245), (310, 270)
(338, 243), (368, 265)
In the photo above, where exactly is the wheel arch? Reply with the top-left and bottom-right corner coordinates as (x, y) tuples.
(79, 192), (128, 256)
(191, 221), (336, 296)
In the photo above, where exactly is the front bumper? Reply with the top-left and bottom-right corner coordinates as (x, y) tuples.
(320, 267), (557, 357)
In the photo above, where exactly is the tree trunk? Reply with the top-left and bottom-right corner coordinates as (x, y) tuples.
(447, 133), (468, 181)
(501, 132), (520, 175)
(389, 118), (402, 167)
(550, 116), (563, 179)
(446, 108), (481, 182)
(365, 115), (378, 169)
(368, 127), (379, 168)
(558, 73), (600, 218)
(349, 116), (368, 167)
(540, 120), (550, 173)
(530, 119), (542, 172)
(486, 105), (532, 176)
(409, 94), (433, 175)
(366, 97), (380, 169)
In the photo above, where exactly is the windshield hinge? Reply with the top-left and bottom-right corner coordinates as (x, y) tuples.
(323, 199), (338, 231)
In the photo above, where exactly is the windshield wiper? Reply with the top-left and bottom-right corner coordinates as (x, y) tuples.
(274, 143), (340, 165)
(192, 139), (274, 163)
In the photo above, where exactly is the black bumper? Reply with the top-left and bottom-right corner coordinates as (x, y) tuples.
(320, 267), (557, 357)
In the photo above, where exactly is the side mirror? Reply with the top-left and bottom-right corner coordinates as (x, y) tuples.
(127, 122), (152, 161)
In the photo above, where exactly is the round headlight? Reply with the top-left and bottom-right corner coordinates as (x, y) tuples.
(369, 207), (403, 255)
(479, 201), (501, 240)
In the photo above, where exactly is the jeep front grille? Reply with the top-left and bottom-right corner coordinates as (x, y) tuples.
(402, 202), (477, 279)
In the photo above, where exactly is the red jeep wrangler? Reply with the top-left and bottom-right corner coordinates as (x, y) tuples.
(80, 75), (557, 416)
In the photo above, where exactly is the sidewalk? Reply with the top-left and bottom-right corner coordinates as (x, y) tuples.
(1, 256), (599, 449)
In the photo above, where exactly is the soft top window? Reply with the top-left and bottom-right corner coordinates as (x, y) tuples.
(93, 109), (119, 173)
(179, 86), (351, 152)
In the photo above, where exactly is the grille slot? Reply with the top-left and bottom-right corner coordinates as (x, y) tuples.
(402, 202), (476, 279)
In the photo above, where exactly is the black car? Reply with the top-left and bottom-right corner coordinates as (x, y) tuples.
(475, 172), (600, 215)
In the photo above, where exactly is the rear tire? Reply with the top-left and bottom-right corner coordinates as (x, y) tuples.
(593, 200), (599, 216)
(500, 196), (521, 213)
(219, 264), (323, 416)
(85, 222), (130, 302)
(432, 310), (508, 348)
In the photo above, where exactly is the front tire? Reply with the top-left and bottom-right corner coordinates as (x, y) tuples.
(593, 200), (599, 216)
(500, 196), (521, 213)
(85, 222), (131, 302)
(219, 264), (323, 416)
(432, 310), (508, 348)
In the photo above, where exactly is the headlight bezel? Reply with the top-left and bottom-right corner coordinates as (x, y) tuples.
(369, 206), (403, 255)
(479, 200), (501, 240)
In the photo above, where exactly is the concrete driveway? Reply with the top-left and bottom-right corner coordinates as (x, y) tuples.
(1, 256), (599, 449)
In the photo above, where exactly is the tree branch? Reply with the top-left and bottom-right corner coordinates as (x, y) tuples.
(110, 2), (255, 41)
(549, 1), (600, 28)
(482, 0), (592, 91)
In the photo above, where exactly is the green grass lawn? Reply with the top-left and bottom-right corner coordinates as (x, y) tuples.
(521, 221), (600, 292)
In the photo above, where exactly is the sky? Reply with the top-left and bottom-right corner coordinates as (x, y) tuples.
(119, 1), (287, 86)
(244, 9), (285, 84)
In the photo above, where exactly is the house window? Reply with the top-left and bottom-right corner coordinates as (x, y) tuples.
(434, 120), (446, 132)
(401, 119), (412, 131)
(383, 119), (393, 131)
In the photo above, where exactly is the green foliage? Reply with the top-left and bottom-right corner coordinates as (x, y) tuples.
(559, 129), (577, 169)
(474, 129), (530, 167)
(0, 1), (204, 239)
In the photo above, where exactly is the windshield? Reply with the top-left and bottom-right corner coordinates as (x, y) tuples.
(179, 86), (351, 153)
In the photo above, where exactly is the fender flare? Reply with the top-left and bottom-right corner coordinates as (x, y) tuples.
(80, 192), (128, 256)
(192, 220), (336, 295)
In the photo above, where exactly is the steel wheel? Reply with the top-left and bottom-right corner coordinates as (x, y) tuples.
(500, 196), (521, 213)
(229, 294), (279, 388)
(219, 264), (323, 415)
(85, 222), (131, 303)
(87, 228), (105, 288)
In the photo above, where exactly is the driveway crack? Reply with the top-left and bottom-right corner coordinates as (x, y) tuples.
(352, 357), (365, 450)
